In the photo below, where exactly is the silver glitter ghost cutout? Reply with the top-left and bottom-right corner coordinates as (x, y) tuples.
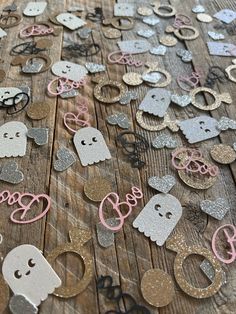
(139, 88), (171, 117)
(0, 161), (24, 184)
(114, 3), (135, 17)
(117, 39), (152, 54)
(214, 9), (236, 24)
(133, 194), (182, 246)
(179, 116), (220, 144)
(200, 198), (230, 220)
(148, 175), (176, 194)
(54, 147), (76, 172)
(207, 42), (236, 56)
(73, 127), (111, 166)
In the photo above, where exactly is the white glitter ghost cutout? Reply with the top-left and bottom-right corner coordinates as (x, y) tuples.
(114, 3), (134, 17)
(23, 2), (47, 16)
(2, 245), (61, 307)
(51, 61), (88, 82)
(73, 127), (111, 166)
(117, 40), (152, 54)
(0, 121), (28, 158)
(56, 13), (86, 30)
(179, 116), (220, 144)
(0, 87), (23, 106)
(139, 88), (171, 117)
(133, 194), (182, 246)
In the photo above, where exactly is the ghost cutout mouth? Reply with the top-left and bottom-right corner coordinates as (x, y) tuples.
(73, 127), (111, 166)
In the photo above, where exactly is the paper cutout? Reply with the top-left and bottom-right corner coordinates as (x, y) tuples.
(152, 4), (176, 17)
(119, 90), (138, 105)
(208, 31), (225, 40)
(171, 94), (191, 107)
(3, 3), (17, 11)
(51, 61), (88, 82)
(200, 198), (230, 220)
(114, 3), (134, 17)
(197, 13), (213, 23)
(106, 113), (130, 129)
(0, 27), (7, 38)
(27, 128), (48, 146)
(133, 194), (182, 246)
(9, 295), (38, 314)
(141, 269), (174, 307)
(117, 39), (152, 54)
(210, 144), (236, 164)
(173, 14), (192, 29)
(166, 25), (199, 41)
(0, 275), (9, 313)
(177, 70), (202, 92)
(159, 35), (177, 47)
(99, 187), (143, 231)
(0, 121), (27, 158)
(176, 49), (192, 62)
(103, 17), (134, 30)
(0, 13), (22, 29)
(207, 42), (236, 56)
(137, 28), (155, 38)
(85, 62), (105, 73)
(143, 16), (160, 26)
(84, 177), (112, 202)
(103, 27), (121, 39)
(27, 102), (50, 120)
(212, 224), (236, 264)
(225, 59), (236, 83)
(152, 134), (177, 149)
(108, 50), (143, 67)
(166, 234), (223, 298)
(200, 259), (227, 285)
(136, 111), (179, 132)
(142, 62), (172, 88)
(73, 127), (111, 166)
(148, 175), (176, 193)
(47, 77), (86, 97)
(2, 245), (61, 306)
(19, 23), (60, 38)
(137, 6), (153, 16)
(217, 116), (236, 131)
(77, 27), (91, 39)
(47, 228), (93, 298)
(12, 54), (51, 74)
(54, 147), (76, 172)
(96, 219), (118, 248)
(192, 5), (205, 13)
(139, 88), (171, 117)
(0, 87), (23, 105)
(150, 45), (167, 55)
(23, 2), (47, 16)
(214, 9), (236, 24)
(179, 116), (220, 143)
(0, 161), (24, 184)
(56, 13), (86, 30)
(142, 72), (161, 84)
(205, 66), (228, 87)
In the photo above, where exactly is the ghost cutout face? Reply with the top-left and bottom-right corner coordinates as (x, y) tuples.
(179, 116), (220, 144)
(139, 88), (171, 117)
(51, 61), (88, 82)
(214, 9), (236, 24)
(133, 194), (182, 246)
(114, 3), (135, 17)
(73, 127), (111, 166)
(56, 13), (86, 30)
(23, 2), (47, 16)
(2, 245), (61, 307)
(0, 121), (28, 158)
(117, 40), (152, 54)
(0, 87), (23, 106)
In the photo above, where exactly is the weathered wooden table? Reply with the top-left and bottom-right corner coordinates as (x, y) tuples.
(0, 0), (236, 313)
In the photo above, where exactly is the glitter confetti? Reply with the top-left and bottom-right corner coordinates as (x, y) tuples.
(192, 5), (205, 13)
(27, 128), (49, 146)
(150, 45), (167, 55)
(123, 72), (143, 86)
(137, 28), (155, 38)
(171, 94), (192, 107)
(54, 147), (76, 172)
(208, 31), (225, 40)
(200, 259), (227, 285)
(106, 113), (130, 129)
(152, 134), (177, 149)
(148, 175), (176, 193)
(9, 295), (38, 314)
(0, 161), (24, 184)
(200, 198), (230, 220)
(84, 177), (113, 202)
(217, 116), (236, 131)
(142, 72), (161, 84)
(197, 13), (213, 23)
(143, 16), (160, 26)
(96, 218), (118, 248)
(159, 35), (177, 47)
(137, 6), (153, 16)
(210, 144), (236, 164)
(176, 49), (192, 62)
(22, 61), (43, 74)
(77, 27), (92, 39)
(85, 62), (106, 73)
(27, 102), (50, 120)
(60, 89), (79, 98)
(119, 90), (138, 105)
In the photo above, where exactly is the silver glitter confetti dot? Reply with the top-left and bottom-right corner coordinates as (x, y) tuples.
(152, 134), (177, 149)
(148, 175), (176, 194)
(137, 28), (155, 38)
(200, 198), (230, 220)
(54, 147), (76, 172)
(85, 62), (106, 74)
(0, 161), (24, 184)
(22, 62), (43, 74)
(176, 49), (192, 62)
(27, 128), (49, 146)
(217, 116), (236, 131)
(192, 5), (205, 13)
(60, 89), (79, 98)
(77, 27), (92, 39)
(200, 259), (227, 285)
(9, 295), (38, 314)
(150, 45), (167, 55)
(208, 31), (225, 40)
(143, 16), (160, 26)
(96, 218), (119, 248)
(106, 113), (130, 129)
(171, 94), (192, 107)
(119, 90), (138, 105)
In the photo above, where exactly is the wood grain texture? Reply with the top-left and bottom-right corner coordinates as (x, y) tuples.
(0, 0), (236, 313)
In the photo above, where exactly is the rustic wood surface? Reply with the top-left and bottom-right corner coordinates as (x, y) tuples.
(0, 0), (236, 313)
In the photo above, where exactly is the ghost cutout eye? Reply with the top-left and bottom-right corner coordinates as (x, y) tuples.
(155, 204), (161, 211)
(14, 270), (22, 279)
(205, 129), (211, 133)
(15, 132), (20, 137)
(166, 212), (172, 219)
(3, 133), (8, 138)
(92, 137), (97, 142)
(28, 259), (36, 268)
(81, 140), (86, 145)
(199, 121), (205, 125)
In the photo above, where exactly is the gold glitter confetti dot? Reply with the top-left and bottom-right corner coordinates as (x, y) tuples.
(141, 269), (174, 307)
(159, 35), (177, 47)
(197, 13), (213, 23)
(27, 102), (50, 120)
(210, 144), (236, 164)
(84, 177), (112, 202)
(103, 27), (121, 39)
(137, 7), (153, 16)
(123, 72), (143, 86)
